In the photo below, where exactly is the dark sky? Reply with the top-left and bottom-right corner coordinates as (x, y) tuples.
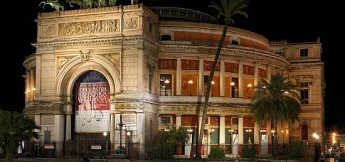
(2, 0), (344, 130)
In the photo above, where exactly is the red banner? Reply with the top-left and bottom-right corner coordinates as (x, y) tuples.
(77, 82), (110, 111)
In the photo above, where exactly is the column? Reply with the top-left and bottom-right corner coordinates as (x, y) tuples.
(65, 103), (72, 140)
(177, 57), (182, 95)
(238, 61), (243, 97)
(198, 57), (204, 96)
(220, 59), (225, 96)
(34, 114), (41, 139)
(309, 83), (312, 103)
(219, 115), (225, 145)
(254, 122), (260, 144)
(238, 117), (244, 144)
(267, 65), (271, 79)
(176, 114), (182, 128)
(254, 63), (259, 86)
(26, 70), (31, 102)
(30, 69), (35, 101)
(110, 98), (116, 144)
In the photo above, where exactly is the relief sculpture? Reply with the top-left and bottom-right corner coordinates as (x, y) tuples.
(58, 19), (120, 37)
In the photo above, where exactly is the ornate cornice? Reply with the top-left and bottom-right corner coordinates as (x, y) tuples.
(38, 4), (145, 18)
(160, 43), (290, 66)
(33, 36), (144, 49)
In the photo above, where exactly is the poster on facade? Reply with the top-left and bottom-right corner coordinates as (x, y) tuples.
(75, 82), (110, 132)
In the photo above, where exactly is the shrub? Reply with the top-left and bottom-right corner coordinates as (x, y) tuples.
(240, 145), (256, 158)
(151, 142), (175, 159)
(208, 145), (225, 160)
(284, 139), (304, 158)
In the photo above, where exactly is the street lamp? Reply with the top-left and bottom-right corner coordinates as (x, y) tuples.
(188, 80), (193, 96)
(103, 132), (108, 158)
(313, 133), (320, 162)
(126, 131), (131, 159)
(271, 130), (276, 156)
(229, 129), (234, 154)
(164, 79), (170, 96)
(245, 129), (252, 144)
(187, 128), (193, 134)
(115, 114), (127, 154)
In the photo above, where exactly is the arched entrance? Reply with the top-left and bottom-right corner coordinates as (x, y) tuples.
(69, 70), (110, 158)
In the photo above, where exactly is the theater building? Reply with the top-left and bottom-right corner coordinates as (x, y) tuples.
(23, 3), (324, 158)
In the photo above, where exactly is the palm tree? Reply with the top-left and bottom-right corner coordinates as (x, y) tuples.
(251, 73), (301, 156)
(195, 0), (248, 159)
(152, 125), (189, 159)
(0, 110), (40, 162)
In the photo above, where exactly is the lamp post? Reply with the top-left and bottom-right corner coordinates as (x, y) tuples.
(115, 114), (127, 154)
(103, 132), (108, 158)
(126, 131), (131, 159)
(313, 133), (320, 162)
(271, 130), (276, 156)
(188, 80), (193, 96)
(164, 79), (170, 96)
(245, 129), (252, 145)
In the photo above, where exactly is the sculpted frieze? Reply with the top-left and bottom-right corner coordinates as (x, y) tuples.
(58, 19), (120, 37)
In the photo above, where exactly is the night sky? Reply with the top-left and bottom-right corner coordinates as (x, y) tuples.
(2, 0), (344, 131)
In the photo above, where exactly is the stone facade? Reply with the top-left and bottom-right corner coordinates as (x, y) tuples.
(23, 4), (324, 158)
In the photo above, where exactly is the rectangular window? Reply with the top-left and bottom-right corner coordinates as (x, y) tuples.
(300, 49), (309, 57)
(160, 74), (172, 96)
(300, 82), (311, 104)
(301, 89), (309, 104)
(160, 116), (172, 124)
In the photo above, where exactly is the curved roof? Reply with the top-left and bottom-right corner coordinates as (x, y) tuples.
(149, 7), (217, 24)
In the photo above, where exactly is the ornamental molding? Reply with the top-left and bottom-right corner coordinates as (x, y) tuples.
(58, 56), (74, 69)
(159, 105), (251, 115)
(289, 62), (324, 70)
(38, 4), (145, 18)
(124, 17), (139, 30)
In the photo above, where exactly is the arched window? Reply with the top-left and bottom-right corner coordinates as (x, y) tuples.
(301, 123), (309, 141)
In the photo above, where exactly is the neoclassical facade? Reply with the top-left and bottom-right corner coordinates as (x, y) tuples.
(23, 4), (324, 158)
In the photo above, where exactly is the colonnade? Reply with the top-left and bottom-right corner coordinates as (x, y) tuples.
(173, 58), (272, 97)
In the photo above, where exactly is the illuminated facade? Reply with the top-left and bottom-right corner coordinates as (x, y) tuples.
(23, 4), (324, 158)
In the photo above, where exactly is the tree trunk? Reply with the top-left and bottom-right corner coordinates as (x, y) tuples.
(195, 25), (228, 159)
